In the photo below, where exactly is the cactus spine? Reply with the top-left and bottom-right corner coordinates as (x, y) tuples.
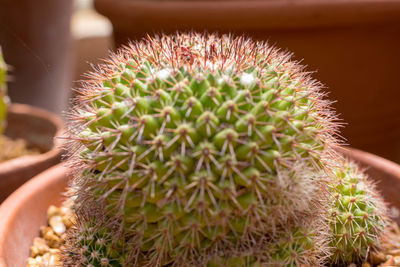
(328, 160), (387, 263)
(268, 221), (329, 266)
(63, 219), (128, 267)
(62, 33), (388, 266)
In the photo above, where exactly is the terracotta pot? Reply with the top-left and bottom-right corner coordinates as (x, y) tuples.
(0, 148), (400, 266)
(0, 0), (73, 114)
(94, 0), (400, 163)
(341, 147), (400, 222)
(0, 164), (68, 267)
(0, 103), (64, 203)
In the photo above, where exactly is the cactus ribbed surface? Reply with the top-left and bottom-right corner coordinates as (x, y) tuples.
(328, 160), (388, 264)
(62, 33), (388, 266)
(268, 220), (329, 267)
(63, 218), (128, 267)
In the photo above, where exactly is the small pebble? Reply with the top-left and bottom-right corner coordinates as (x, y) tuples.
(49, 215), (66, 235)
(29, 238), (49, 258)
(27, 203), (74, 267)
(46, 205), (61, 218)
(372, 251), (388, 264)
(26, 204), (400, 267)
(381, 255), (395, 266)
(40, 226), (62, 248)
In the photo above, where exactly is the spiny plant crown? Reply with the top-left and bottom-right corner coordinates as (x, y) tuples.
(268, 220), (329, 267)
(63, 218), (128, 267)
(66, 33), (340, 266)
(328, 160), (387, 263)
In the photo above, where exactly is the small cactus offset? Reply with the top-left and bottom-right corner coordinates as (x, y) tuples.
(62, 218), (129, 267)
(0, 48), (9, 134)
(328, 160), (388, 263)
(268, 220), (330, 267)
(62, 33), (389, 266)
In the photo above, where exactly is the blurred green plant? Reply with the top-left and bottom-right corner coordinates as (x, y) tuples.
(0, 48), (9, 135)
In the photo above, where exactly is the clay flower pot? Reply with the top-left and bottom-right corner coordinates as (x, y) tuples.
(0, 103), (64, 203)
(0, 0), (73, 114)
(0, 164), (68, 267)
(0, 148), (400, 266)
(94, 0), (400, 163)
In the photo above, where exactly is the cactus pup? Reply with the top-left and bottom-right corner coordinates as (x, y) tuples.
(327, 159), (388, 264)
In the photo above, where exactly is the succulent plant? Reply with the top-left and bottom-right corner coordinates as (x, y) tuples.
(327, 159), (388, 264)
(62, 217), (128, 267)
(268, 219), (329, 267)
(62, 33), (388, 266)
(0, 48), (9, 134)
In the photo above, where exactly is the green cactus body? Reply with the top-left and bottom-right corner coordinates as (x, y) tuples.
(328, 160), (387, 263)
(62, 220), (127, 267)
(0, 48), (8, 134)
(63, 33), (349, 266)
(268, 222), (329, 267)
(206, 255), (261, 267)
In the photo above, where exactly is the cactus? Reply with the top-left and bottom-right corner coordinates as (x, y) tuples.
(62, 218), (128, 266)
(206, 255), (261, 267)
(62, 33), (388, 266)
(0, 48), (8, 134)
(268, 220), (329, 267)
(327, 160), (388, 263)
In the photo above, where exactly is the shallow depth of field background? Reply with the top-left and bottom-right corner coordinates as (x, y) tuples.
(0, 0), (399, 163)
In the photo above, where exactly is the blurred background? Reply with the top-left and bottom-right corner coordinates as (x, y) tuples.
(0, 0), (399, 163)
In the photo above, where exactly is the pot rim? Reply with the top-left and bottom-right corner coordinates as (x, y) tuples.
(0, 164), (68, 267)
(0, 103), (64, 173)
(95, 0), (400, 30)
(341, 147), (400, 180)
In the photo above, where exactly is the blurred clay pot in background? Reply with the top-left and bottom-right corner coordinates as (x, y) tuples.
(0, 0), (73, 114)
(0, 104), (64, 203)
(1, 148), (400, 266)
(94, 0), (400, 163)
